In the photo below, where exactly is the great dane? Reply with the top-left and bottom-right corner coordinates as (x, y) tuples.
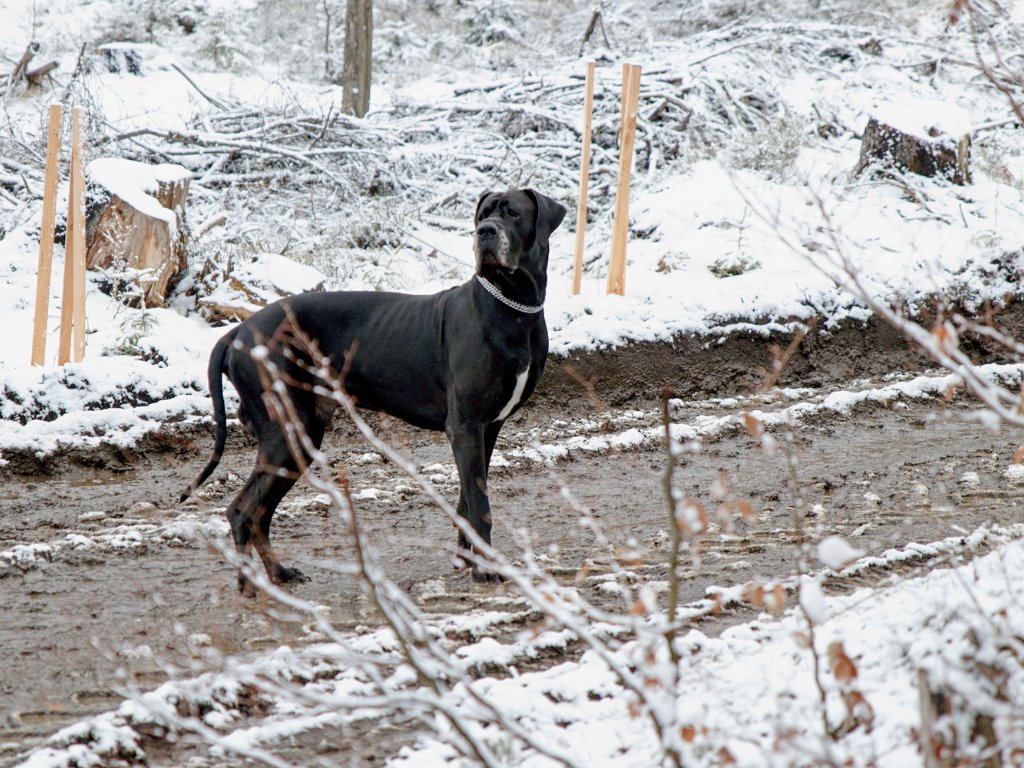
(180, 189), (566, 592)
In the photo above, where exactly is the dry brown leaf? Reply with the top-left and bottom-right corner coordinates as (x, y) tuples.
(737, 499), (756, 522)
(741, 581), (765, 608)
(679, 499), (708, 535)
(841, 689), (875, 730)
(680, 725), (697, 743)
(828, 641), (858, 684)
(766, 583), (786, 616)
(743, 412), (763, 438)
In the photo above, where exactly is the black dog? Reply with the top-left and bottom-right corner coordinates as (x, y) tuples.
(181, 189), (566, 592)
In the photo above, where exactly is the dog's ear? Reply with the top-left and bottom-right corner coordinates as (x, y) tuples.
(524, 189), (567, 247)
(474, 191), (495, 226)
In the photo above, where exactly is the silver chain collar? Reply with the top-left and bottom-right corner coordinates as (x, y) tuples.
(475, 275), (544, 314)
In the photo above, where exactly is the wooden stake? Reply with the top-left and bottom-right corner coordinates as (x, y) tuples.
(59, 107), (87, 364)
(607, 63), (641, 296)
(30, 104), (63, 366)
(572, 61), (595, 296)
(70, 108), (87, 362)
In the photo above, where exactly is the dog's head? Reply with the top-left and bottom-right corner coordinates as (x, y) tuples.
(473, 189), (566, 275)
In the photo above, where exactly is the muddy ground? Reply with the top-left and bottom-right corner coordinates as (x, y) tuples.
(3, 315), (1024, 766)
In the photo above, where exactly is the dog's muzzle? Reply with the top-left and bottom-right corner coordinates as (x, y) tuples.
(475, 220), (516, 271)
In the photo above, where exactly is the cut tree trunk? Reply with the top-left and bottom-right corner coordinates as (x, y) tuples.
(86, 160), (191, 308)
(855, 117), (971, 185)
(25, 60), (58, 86)
(4, 41), (39, 94)
(341, 0), (372, 118)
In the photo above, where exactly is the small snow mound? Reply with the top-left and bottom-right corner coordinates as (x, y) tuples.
(1003, 464), (1024, 484)
(817, 535), (864, 570)
(958, 471), (981, 488)
(235, 253), (328, 298)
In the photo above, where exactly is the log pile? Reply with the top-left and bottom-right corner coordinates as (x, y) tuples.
(3, 41), (58, 95)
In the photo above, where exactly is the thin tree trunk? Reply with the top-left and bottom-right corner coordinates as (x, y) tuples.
(341, 0), (372, 118)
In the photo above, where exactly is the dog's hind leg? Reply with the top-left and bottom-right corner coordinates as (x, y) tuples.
(228, 417), (325, 595)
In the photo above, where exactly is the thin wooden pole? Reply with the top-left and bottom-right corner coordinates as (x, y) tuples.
(31, 103), (63, 366)
(572, 61), (596, 296)
(607, 63), (641, 296)
(70, 108), (87, 362)
(59, 107), (87, 365)
(58, 146), (75, 365)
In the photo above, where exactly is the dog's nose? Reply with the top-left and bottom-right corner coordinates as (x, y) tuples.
(476, 221), (498, 240)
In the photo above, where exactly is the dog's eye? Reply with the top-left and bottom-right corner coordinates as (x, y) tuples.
(509, 210), (521, 219)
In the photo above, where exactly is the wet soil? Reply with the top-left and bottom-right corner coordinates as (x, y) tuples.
(3, 319), (1024, 766)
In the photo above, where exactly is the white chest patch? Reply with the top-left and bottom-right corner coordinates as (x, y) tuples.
(495, 368), (529, 422)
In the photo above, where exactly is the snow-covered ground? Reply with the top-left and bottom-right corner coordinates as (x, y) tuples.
(18, 525), (1024, 767)
(4, 0), (1024, 765)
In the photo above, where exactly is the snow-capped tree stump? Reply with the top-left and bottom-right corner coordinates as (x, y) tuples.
(95, 43), (144, 75)
(86, 159), (191, 308)
(854, 116), (971, 185)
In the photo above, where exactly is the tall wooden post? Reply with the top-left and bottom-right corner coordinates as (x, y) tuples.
(70, 108), (87, 362)
(607, 63), (641, 296)
(572, 62), (596, 296)
(58, 107), (87, 364)
(31, 104), (63, 366)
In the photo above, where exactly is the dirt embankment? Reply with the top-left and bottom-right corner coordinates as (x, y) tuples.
(542, 301), (1024, 408)
(9, 303), (1024, 479)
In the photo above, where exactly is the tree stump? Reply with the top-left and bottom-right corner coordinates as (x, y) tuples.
(855, 117), (971, 185)
(95, 43), (144, 75)
(86, 159), (191, 308)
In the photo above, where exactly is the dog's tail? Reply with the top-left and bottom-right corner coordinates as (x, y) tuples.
(179, 329), (236, 503)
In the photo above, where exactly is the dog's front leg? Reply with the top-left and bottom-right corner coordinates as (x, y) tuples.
(446, 418), (502, 583)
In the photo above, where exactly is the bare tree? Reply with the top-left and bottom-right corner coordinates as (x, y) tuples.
(341, 0), (372, 118)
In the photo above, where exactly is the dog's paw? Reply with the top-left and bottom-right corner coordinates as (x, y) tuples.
(237, 573), (257, 597)
(276, 565), (310, 584)
(471, 566), (505, 584)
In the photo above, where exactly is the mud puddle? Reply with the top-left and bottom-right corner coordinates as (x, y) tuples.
(3, 371), (1024, 765)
